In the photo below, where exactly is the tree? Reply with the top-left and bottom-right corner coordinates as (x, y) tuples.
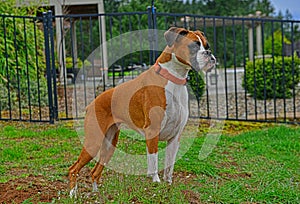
(254, 0), (275, 16)
(202, 0), (255, 16)
(103, 0), (122, 13)
(284, 9), (293, 20)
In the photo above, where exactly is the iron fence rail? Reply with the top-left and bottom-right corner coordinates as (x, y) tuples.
(0, 8), (300, 124)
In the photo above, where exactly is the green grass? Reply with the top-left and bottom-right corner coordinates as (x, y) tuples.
(0, 121), (299, 203)
(175, 124), (300, 203)
(108, 69), (141, 78)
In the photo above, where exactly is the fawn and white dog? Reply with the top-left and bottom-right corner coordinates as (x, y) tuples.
(68, 27), (216, 197)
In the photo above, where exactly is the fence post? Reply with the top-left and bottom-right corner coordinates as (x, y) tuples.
(43, 11), (55, 124)
(147, 5), (158, 65)
(47, 10), (58, 121)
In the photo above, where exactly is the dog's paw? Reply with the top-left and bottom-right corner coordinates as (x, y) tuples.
(69, 184), (78, 198)
(163, 176), (172, 185)
(148, 173), (161, 182)
(92, 182), (99, 192)
(152, 174), (161, 183)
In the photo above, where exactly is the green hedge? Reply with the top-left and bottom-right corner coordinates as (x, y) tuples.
(242, 56), (300, 99)
(0, 79), (48, 111)
(0, 3), (48, 111)
(65, 57), (91, 69)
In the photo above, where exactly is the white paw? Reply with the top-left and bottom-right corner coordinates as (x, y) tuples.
(69, 184), (78, 198)
(163, 176), (172, 184)
(92, 182), (99, 192)
(152, 174), (161, 183)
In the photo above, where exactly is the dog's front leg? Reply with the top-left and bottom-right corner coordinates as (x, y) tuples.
(163, 135), (180, 184)
(146, 137), (161, 182)
(145, 106), (165, 182)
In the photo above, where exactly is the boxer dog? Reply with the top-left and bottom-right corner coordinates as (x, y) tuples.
(69, 27), (216, 197)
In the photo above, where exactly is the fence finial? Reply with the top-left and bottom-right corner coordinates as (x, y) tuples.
(151, 0), (155, 13)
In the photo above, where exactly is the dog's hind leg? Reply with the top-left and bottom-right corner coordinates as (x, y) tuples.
(69, 147), (94, 198)
(69, 101), (104, 198)
(69, 135), (103, 197)
(90, 124), (120, 192)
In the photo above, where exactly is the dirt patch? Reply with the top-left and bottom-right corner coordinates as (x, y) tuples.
(219, 172), (252, 180)
(0, 175), (67, 203)
(174, 171), (198, 185)
(181, 189), (201, 204)
(217, 160), (239, 169)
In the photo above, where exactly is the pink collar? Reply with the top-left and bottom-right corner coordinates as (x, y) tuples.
(153, 62), (187, 85)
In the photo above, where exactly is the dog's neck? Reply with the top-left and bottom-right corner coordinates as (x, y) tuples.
(157, 53), (191, 79)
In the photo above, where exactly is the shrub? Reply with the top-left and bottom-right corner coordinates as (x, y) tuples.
(0, 83), (17, 111)
(242, 56), (300, 99)
(188, 69), (206, 101)
(0, 77), (48, 111)
(65, 57), (91, 69)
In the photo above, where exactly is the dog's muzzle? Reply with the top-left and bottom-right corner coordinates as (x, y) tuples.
(202, 50), (216, 73)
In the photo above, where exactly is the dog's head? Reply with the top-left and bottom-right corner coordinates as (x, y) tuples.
(164, 27), (216, 72)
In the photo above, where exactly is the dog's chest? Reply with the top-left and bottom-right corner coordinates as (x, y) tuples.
(159, 82), (189, 141)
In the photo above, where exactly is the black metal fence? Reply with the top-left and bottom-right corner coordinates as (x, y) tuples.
(1, 7), (300, 124)
(0, 14), (49, 122)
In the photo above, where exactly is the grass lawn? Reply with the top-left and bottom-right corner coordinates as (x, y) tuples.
(108, 69), (141, 78)
(0, 120), (299, 203)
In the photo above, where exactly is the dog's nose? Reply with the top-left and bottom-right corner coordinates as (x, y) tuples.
(210, 54), (216, 63)
(211, 56), (216, 62)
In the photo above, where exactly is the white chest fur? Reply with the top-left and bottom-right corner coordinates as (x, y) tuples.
(159, 81), (189, 141)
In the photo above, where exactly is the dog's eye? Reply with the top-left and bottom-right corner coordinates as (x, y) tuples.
(205, 43), (210, 50)
(193, 41), (201, 48)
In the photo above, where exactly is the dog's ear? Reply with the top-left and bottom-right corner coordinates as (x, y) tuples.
(164, 27), (189, 47)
